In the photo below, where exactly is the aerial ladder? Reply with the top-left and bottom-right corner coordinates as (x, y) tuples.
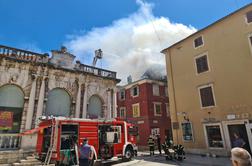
(92, 49), (103, 67)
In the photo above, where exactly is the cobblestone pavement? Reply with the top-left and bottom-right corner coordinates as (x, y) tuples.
(113, 151), (232, 166)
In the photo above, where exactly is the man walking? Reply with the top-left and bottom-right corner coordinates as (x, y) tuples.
(147, 135), (155, 156)
(79, 138), (94, 166)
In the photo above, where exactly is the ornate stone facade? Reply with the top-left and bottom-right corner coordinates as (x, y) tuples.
(0, 45), (120, 150)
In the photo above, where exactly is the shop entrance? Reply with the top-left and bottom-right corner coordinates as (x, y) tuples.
(228, 124), (251, 153)
(223, 120), (252, 154)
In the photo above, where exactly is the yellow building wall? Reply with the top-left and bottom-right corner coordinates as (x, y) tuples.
(165, 5), (252, 155)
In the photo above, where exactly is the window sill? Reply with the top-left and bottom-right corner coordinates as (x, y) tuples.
(200, 105), (216, 110)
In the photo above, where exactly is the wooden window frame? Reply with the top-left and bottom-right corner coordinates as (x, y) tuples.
(194, 52), (210, 75)
(193, 36), (204, 49)
(154, 102), (162, 116)
(198, 84), (216, 109)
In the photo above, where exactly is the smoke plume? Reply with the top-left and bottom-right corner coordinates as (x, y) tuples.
(65, 0), (197, 84)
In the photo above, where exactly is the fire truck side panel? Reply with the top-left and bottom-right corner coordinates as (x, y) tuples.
(113, 123), (125, 156)
(79, 121), (99, 156)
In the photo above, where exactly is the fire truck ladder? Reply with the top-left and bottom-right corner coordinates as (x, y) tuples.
(43, 123), (56, 166)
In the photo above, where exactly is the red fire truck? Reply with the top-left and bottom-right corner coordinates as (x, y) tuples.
(35, 117), (138, 165)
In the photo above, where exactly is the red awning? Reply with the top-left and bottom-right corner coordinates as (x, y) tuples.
(19, 125), (51, 136)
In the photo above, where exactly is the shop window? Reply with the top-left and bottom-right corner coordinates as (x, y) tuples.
(181, 122), (194, 141)
(205, 124), (224, 148)
(151, 128), (160, 136)
(132, 103), (140, 118)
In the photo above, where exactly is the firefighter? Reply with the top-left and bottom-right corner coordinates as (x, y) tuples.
(147, 135), (155, 156)
(156, 135), (162, 155)
(79, 138), (94, 166)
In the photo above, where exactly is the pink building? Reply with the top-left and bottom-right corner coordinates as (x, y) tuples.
(117, 78), (171, 147)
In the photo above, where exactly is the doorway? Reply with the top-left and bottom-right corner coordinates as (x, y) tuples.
(228, 124), (251, 153)
(223, 120), (252, 154)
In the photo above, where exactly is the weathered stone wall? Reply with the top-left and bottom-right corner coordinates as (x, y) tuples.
(0, 57), (118, 150)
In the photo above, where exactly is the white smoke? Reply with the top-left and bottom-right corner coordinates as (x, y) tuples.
(65, 0), (197, 84)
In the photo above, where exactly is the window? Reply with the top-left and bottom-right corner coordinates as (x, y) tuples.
(131, 86), (139, 97)
(194, 36), (203, 48)
(119, 107), (126, 118)
(152, 84), (160, 96)
(195, 54), (209, 74)
(132, 103), (140, 117)
(248, 35), (252, 53)
(246, 10), (252, 23)
(198, 84), (215, 108)
(204, 124), (224, 148)
(181, 122), (194, 141)
(165, 103), (170, 117)
(165, 87), (168, 97)
(154, 103), (162, 116)
(151, 128), (160, 136)
(119, 90), (125, 100)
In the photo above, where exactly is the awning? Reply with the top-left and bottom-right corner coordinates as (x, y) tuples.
(19, 125), (51, 136)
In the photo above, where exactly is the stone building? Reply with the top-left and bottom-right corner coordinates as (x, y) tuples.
(116, 78), (171, 148)
(0, 45), (120, 152)
(162, 3), (252, 156)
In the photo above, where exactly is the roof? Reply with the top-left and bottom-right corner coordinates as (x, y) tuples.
(118, 78), (167, 90)
(161, 2), (252, 54)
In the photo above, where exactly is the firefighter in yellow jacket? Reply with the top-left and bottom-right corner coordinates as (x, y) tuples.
(147, 135), (155, 156)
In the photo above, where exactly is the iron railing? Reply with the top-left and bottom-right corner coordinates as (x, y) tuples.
(0, 134), (21, 150)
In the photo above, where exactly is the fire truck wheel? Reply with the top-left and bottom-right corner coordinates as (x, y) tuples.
(124, 148), (133, 161)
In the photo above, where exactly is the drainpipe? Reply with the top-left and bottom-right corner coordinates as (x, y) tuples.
(166, 49), (179, 144)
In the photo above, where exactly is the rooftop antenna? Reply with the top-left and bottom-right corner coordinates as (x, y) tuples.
(92, 49), (103, 67)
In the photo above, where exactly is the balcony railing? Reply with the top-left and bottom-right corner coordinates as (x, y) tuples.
(75, 63), (117, 79)
(0, 45), (49, 63)
(0, 134), (21, 150)
(0, 45), (118, 80)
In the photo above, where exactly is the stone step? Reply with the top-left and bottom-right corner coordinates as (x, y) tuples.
(20, 159), (40, 163)
(25, 156), (36, 160)
(13, 162), (42, 166)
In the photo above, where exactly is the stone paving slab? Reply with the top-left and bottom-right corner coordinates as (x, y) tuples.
(114, 151), (231, 166)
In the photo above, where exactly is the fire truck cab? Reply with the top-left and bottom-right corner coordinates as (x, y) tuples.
(36, 117), (138, 165)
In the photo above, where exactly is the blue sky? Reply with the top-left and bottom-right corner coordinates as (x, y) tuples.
(0, 0), (251, 83)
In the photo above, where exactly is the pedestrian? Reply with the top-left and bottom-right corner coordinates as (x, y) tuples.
(156, 135), (162, 155)
(231, 147), (252, 166)
(79, 138), (94, 166)
(147, 135), (155, 156)
(232, 132), (246, 148)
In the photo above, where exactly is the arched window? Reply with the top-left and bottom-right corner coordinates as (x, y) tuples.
(45, 88), (71, 117)
(0, 84), (24, 133)
(87, 95), (103, 119)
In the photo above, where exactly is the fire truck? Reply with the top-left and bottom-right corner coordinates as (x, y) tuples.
(35, 117), (138, 165)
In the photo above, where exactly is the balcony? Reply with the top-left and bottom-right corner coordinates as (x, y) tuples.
(75, 62), (117, 79)
(0, 45), (49, 63)
(0, 134), (21, 151)
(0, 45), (118, 80)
